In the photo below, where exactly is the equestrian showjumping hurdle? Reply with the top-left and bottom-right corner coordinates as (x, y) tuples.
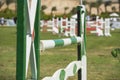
(16, 0), (87, 80)
(90, 16), (104, 36)
(86, 16), (104, 36)
(104, 18), (111, 36)
(41, 5), (87, 80)
(40, 18), (77, 37)
(86, 16), (111, 36)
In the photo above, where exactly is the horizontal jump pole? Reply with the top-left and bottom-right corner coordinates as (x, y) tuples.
(42, 61), (81, 80)
(40, 37), (82, 51)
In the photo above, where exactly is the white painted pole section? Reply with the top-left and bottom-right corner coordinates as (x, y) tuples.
(26, 0), (38, 78)
(62, 38), (72, 46)
(27, 0), (37, 34)
(26, 35), (32, 76)
(82, 55), (87, 80)
(40, 40), (56, 51)
(70, 18), (76, 36)
(76, 35), (82, 43)
(64, 61), (81, 80)
(30, 43), (37, 79)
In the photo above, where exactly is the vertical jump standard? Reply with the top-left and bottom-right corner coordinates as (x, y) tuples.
(16, 0), (87, 80)
(16, 0), (40, 80)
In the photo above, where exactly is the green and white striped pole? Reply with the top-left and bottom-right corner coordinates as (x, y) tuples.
(77, 4), (87, 80)
(16, 0), (40, 80)
(40, 37), (82, 51)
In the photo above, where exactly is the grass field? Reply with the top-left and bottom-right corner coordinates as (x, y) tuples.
(0, 26), (120, 80)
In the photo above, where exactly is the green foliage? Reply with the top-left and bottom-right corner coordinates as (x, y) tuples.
(64, 7), (69, 11)
(112, 6), (116, 12)
(40, 11), (52, 20)
(117, 12), (120, 16)
(104, 1), (112, 12)
(64, 6), (69, 15)
(91, 14), (96, 17)
(83, 0), (87, 5)
(104, 1), (112, 7)
(0, 1), (4, 8)
(100, 12), (110, 18)
(0, 8), (16, 18)
(70, 7), (77, 15)
(111, 48), (120, 62)
(6, 0), (15, 5)
(111, 48), (120, 58)
(40, 10), (72, 20)
(41, 5), (47, 11)
(51, 6), (57, 12)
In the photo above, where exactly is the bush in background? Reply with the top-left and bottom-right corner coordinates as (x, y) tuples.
(100, 12), (110, 18)
(0, 8), (16, 18)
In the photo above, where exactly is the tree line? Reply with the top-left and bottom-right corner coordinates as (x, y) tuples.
(0, 0), (120, 19)
(0, 0), (16, 9)
(41, 0), (120, 15)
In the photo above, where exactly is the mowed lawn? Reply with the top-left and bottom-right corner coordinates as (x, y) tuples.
(0, 26), (120, 80)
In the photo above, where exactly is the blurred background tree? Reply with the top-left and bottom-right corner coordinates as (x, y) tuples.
(104, 0), (112, 12)
(0, 1), (4, 10)
(64, 6), (69, 15)
(51, 6), (57, 17)
(6, 0), (15, 9)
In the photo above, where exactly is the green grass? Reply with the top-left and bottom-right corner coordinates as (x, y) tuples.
(0, 26), (120, 80)
(0, 27), (16, 80)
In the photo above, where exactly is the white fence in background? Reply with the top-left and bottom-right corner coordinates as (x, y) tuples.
(40, 18), (77, 36)
(40, 17), (111, 37)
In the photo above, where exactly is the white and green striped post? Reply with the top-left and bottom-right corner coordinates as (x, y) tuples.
(77, 5), (87, 80)
(41, 5), (87, 80)
(16, 0), (40, 80)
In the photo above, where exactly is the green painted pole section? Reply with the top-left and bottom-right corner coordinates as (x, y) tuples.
(16, 0), (27, 80)
(34, 0), (40, 79)
(70, 37), (77, 44)
(54, 39), (64, 47)
(54, 37), (78, 47)
(84, 11), (86, 55)
(77, 6), (82, 80)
